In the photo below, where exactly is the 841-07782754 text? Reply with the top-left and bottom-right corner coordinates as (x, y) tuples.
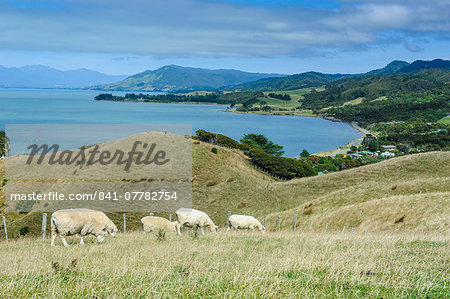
(9, 191), (178, 201)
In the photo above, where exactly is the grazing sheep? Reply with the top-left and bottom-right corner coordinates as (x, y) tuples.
(141, 216), (179, 233)
(51, 209), (118, 247)
(175, 208), (218, 235)
(227, 215), (265, 233)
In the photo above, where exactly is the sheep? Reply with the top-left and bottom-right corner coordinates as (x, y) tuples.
(141, 216), (179, 233)
(175, 208), (218, 235)
(226, 215), (265, 233)
(51, 208), (118, 247)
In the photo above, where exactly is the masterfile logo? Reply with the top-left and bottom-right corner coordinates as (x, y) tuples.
(5, 124), (192, 212)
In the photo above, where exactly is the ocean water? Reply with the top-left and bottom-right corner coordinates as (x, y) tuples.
(0, 88), (360, 157)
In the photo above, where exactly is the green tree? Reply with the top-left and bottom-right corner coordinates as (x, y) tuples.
(300, 149), (310, 158)
(240, 133), (284, 156)
(368, 139), (380, 152)
(0, 130), (6, 157)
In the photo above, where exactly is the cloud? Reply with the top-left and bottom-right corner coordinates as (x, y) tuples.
(0, 0), (448, 58)
(404, 43), (423, 52)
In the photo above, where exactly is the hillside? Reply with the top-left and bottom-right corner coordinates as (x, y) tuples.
(1, 138), (448, 236)
(365, 60), (410, 75)
(231, 71), (348, 92)
(301, 68), (450, 112)
(232, 59), (450, 92)
(89, 65), (283, 92)
(0, 65), (126, 89)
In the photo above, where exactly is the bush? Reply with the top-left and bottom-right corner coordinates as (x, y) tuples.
(237, 201), (247, 208)
(206, 181), (218, 187)
(195, 130), (242, 149)
(19, 226), (30, 236)
(211, 147), (218, 154)
(242, 145), (317, 179)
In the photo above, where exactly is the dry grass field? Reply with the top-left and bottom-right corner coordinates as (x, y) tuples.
(0, 231), (448, 298)
(1, 139), (449, 235)
(0, 137), (449, 297)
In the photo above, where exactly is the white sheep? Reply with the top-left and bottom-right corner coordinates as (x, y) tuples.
(226, 215), (265, 233)
(175, 208), (218, 235)
(51, 208), (118, 246)
(141, 216), (179, 233)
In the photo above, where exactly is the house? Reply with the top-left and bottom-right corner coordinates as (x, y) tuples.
(381, 152), (395, 157)
(350, 153), (362, 159)
(381, 145), (396, 151)
(360, 150), (374, 155)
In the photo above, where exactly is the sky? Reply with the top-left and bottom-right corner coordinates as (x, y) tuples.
(0, 0), (448, 75)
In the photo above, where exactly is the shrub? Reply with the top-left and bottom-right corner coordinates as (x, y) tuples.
(156, 230), (166, 241)
(211, 147), (218, 154)
(394, 214), (406, 224)
(206, 181), (217, 187)
(242, 145), (317, 179)
(195, 129), (242, 149)
(303, 207), (313, 215)
(237, 201), (247, 208)
(19, 226), (30, 236)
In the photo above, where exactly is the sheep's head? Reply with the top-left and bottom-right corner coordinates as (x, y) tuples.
(106, 223), (118, 236)
(260, 226), (266, 234)
(208, 224), (218, 232)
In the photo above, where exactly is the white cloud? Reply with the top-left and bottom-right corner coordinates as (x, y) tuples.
(404, 43), (423, 52)
(0, 0), (448, 58)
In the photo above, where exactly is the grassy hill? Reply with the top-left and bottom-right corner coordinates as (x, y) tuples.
(89, 65), (283, 92)
(1, 138), (448, 236)
(231, 59), (449, 93)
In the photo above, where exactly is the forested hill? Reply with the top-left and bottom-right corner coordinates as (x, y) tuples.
(231, 72), (349, 92)
(89, 65), (283, 92)
(298, 67), (450, 152)
(232, 59), (450, 92)
(301, 68), (449, 115)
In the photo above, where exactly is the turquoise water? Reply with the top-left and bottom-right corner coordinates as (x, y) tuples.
(0, 88), (360, 157)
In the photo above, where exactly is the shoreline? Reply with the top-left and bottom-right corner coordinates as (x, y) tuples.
(95, 98), (368, 156)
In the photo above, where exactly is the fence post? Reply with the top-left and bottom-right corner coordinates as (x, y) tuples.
(41, 213), (47, 239)
(309, 220), (312, 232)
(263, 215), (266, 229)
(325, 223), (328, 233)
(350, 228), (354, 233)
(292, 214), (297, 232)
(227, 211), (231, 228)
(2, 216), (7, 241)
(342, 225), (346, 233)
(123, 213), (126, 233)
(169, 214), (172, 222)
(277, 216), (281, 232)
(149, 212), (154, 216)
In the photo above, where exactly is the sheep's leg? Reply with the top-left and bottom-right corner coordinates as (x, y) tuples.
(79, 236), (84, 245)
(61, 237), (69, 247)
(226, 226), (230, 233)
(177, 222), (183, 235)
(201, 227), (205, 235)
(51, 233), (57, 247)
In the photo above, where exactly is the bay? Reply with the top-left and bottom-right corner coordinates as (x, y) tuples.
(0, 88), (360, 157)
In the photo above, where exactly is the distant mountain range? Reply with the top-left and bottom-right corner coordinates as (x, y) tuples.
(89, 65), (284, 92)
(231, 59), (450, 91)
(0, 65), (126, 89)
(1, 59), (448, 92)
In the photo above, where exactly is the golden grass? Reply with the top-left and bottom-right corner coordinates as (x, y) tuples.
(0, 231), (447, 297)
(1, 140), (449, 237)
(342, 97), (365, 106)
